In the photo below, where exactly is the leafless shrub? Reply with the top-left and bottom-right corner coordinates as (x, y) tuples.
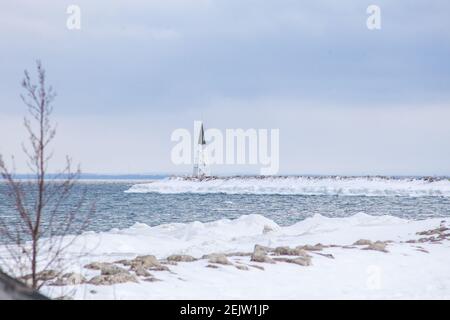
(0, 61), (93, 290)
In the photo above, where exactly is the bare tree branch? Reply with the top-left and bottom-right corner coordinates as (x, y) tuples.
(0, 61), (93, 290)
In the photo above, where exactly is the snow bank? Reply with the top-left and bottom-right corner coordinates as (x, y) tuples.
(4, 213), (449, 299)
(65, 214), (280, 258)
(64, 212), (443, 259)
(125, 176), (450, 197)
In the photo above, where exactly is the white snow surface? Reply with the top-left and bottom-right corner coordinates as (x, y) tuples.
(125, 176), (450, 197)
(27, 213), (450, 300)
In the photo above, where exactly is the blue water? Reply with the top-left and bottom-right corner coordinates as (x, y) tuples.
(1, 179), (450, 243)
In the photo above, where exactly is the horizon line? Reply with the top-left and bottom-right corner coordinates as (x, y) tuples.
(3, 173), (450, 179)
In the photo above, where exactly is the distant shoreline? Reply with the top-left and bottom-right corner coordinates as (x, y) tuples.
(2, 174), (450, 181)
(0, 174), (168, 181)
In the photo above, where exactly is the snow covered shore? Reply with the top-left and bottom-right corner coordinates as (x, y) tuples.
(16, 213), (448, 300)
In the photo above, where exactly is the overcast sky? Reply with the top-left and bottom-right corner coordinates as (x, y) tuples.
(1, 0), (449, 176)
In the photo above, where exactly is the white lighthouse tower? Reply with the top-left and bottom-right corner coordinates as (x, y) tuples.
(193, 122), (209, 179)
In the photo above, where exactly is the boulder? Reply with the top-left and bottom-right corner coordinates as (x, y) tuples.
(134, 255), (160, 267)
(353, 239), (373, 246)
(297, 243), (325, 251)
(149, 264), (170, 271)
(84, 262), (114, 270)
(274, 256), (312, 266)
(167, 254), (197, 262)
(208, 254), (231, 265)
(251, 244), (275, 264)
(100, 265), (128, 276)
(417, 226), (449, 236)
(88, 273), (138, 286)
(52, 273), (86, 286)
(235, 265), (249, 271)
(292, 257), (312, 266)
(363, 241), (388, 253)
(274, 246), (309, 257)
(225, 252), (252, 257)
(130, 255), (170, 271)
(274, 246), (294, 255)
(132, 266), (152, 277)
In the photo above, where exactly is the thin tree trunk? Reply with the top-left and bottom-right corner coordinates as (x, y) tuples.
(0, 61), (93, 291)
